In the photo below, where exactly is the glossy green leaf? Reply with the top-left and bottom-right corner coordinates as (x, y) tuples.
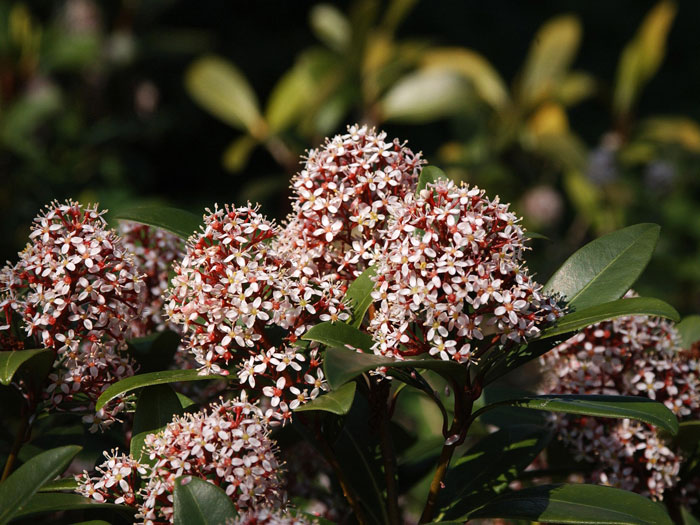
(681, 507), (700, 525)
(0, 445), (81, 525)
(440, 424), (552, 518)
(0, 348), (53, 386)
(323, 346), (467, 390)
(127, 330), (181, 373)
(294, 381), (356, 415)
(542, 297), (679, 338)
(131, 384), (184, 461)
(466, 483), (673, 524)
(185, 56), (263, 135)
(416, 165), (449, 193)
(479, 394), (678, 435)
(344, 266), (376, 328)
(96, 369), (220, 412)
(173, 476), (236, 525)
(677, 315), (700, 348)
(12, 493), (129, 519)
(38, 476), (78, 492)
(544, 223), (660, 310)
(302, 321), (374, 352)
(116, 207), (201, 241)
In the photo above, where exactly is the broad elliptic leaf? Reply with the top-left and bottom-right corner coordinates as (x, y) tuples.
(542, 297), (679, 338)
(416, 165), (449, 193)
(677, 315), (700, 348)
(11, 493), (129, 519)
(294, 381), (356, 415)
(127, 330), (181, 373)
(173, 477), (236, 525)
(479, 394), (678, 435)
(466, 483), (673, 524)
(0, 445), (81, 525)
(0, 348), (53, 386)
(38, 476), (78, 492)
(96, 370), (220, 412)
(544, 223), (660, 310)
(440, 424), (553, 518)
(302, 321), (374, 352)
(323, 346), (467, 390)
(116, 207), (201, 240)
(131, 384), (184, 461)
(344, 266), (377, 328)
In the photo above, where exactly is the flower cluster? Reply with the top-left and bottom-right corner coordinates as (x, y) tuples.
(0, 200), (142, 430)
(540, 306), (700, 500)
(165, 204), (345, 419)
(368, 179), (562, 363)
(286, 124), (424, 281)
(77, 397), (284, 524)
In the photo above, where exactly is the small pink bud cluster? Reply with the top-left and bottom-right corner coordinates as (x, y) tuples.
(541, 305), (700, 500)
(76, 397), (284, 524)
(286, 124), (424, 282)
(0, 200), (142, 431)
(368, 179), (562, 363)
(165, 204), (345, 420)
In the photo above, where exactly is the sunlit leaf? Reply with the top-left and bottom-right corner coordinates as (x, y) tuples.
(294, 381), (356, 415)
(0, 348), (53, 386)
(416, 165), (449, 193)
(116, 207), (201, 240)
(677, 315), (700, 348)
(344, 266), (377, 328)
(302, 321), (374, 352)
(173, 477), (236, 525)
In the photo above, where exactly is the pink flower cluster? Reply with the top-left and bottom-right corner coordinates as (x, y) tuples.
(368, 179), (562, 363)
(77, 397), (284, 524)
(165, 204), (345, 420)
(541, 306), (700, 500)
(0, 200), (142, 431)
(285, 124), (424, 281)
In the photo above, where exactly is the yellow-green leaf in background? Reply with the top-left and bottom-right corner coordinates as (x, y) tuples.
(309, 4), (351, 53)
(637, 116), (700, 152)
(556, 71), (596, 107)
(222, 135), (258, 172)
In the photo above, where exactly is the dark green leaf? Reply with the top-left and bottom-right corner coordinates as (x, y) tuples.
(542, 297), (679, 338)
(466, 483), (673, 524)
(294, 381), (356, 415)
(96, 370), (220, 411)
(173, 477), (236, 525)
(115, 207), (201, 240)
(38, 477), (78, 492)
(12, 493), (130, 519)
(0, 445), (81, 525)
(524, 231), (550, 240)
(302, 321), (374, 351)
(479, 394), (678, 435)
(0, 348), (53, 386)
(681, 507), (700, 525)
(344, 266), (376, 328)
(675, 420), (700, 456)
(127, 330), (181, 373)
(677, 315), (700, 348)
(131, 384), (184, 461)
(544, 223), (660, 310)
(416, 165), (449, 193)
(323, 346), (467, 390)
(440, 425), (552, 518)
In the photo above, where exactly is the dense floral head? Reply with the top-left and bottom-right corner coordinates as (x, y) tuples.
(0, 200), (141, 430)
(286, 123), (424, 281)
(77, 397), (285, 524)
(368, 178), (562, 363)
(540, 305), (700, 500)
(165, 204), (345, 419)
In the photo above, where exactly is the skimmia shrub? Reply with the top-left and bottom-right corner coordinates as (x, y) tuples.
(0, 125), (698, 525)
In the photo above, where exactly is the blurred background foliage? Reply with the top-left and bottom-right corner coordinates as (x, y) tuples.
(2, 0), (700, 314)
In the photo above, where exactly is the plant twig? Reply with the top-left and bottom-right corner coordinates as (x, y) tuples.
(1, 408), (30, 481)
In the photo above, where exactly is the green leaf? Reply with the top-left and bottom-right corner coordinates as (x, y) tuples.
(0, 348), (53, 386)
(0, 445), (81, 525)
(96, 369), (220, 412)
(440, 425), (552, 518)
(309, 4), (351, 53)
(466, 483), (673, 524)
(185, 56), (264, 136)
(173, 477), (236, 525)
(323, 346), (467, 390)
(479, 394), (678, 435)
(416, 165), (450, 193)
(302, 321), (374, 352)
(131, 384), (184, 461)
(675, 420), (700, 456)
(542, 297), (679, 338)
(222, 135), (258, 172)
(677, 315), (700, 348)
(116, 207), (201, 241)
(294, 381), (356, 415)
(524, 231), (550, 240)
(344, 266), (376, 328)
(544, 223), (660, 310)
(12, 493), (130, 519)
(38, 476), (78, 492)
(681, 507), (700, 525)
(127, 330), (181, 373)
